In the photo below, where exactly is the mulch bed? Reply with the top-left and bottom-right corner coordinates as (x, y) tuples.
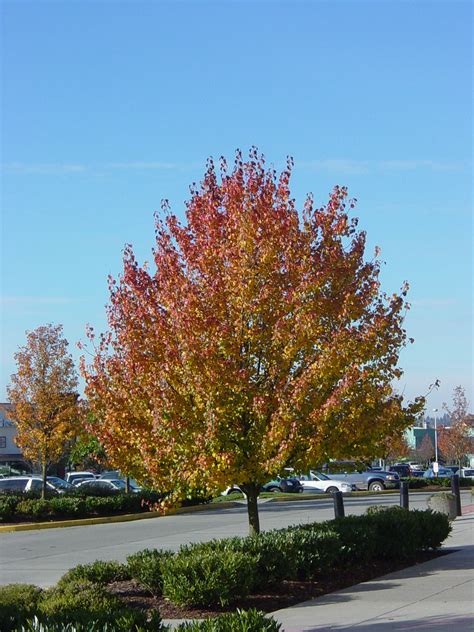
(107, 549), (449, 620)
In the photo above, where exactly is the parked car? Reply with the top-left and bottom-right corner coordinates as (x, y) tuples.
(99, 471), (142, 490)
(387, 464), (411, 478)
(296, 470), (356, 494)
(46, 476), (75, 492)
(262, 477), (303, 493)
(0, 476), (62, 494)
(75, 479), (128, 495)
(321, 461), (400, 491)
(444, 465), (460, 475)
(406, 462), (424, 472)
(222, 476), (303, 496)
(64, 471), (97, 485)
(460, 468), (474, 480)
(423, 466), (454, 478)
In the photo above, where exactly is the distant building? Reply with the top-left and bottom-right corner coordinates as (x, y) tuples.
(0, 403), (30, 474)
(405, 415), (474, 467)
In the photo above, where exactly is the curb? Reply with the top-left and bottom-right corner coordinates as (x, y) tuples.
(0, 501), (242, 533)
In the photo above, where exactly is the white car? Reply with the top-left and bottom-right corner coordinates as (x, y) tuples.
(64, 471), (97, 485)
(460, 468), (474, 480)
(296, 470), (356, 494)
(0, 476), (64, 494)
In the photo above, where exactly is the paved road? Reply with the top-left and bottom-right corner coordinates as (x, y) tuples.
(1, 491), (470, 587)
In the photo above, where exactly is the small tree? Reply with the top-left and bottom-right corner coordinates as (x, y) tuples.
(416, 434), (435, 466)
(439, 386), (472, 467)
(7, 324), (80, 498)
(82, 150), (423, 535)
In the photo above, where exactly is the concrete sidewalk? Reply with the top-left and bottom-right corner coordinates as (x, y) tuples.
(271, 511), (474, 631)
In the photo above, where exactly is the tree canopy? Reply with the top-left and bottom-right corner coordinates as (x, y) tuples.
(82, 150), (423, 533)
(7, 324), (80, 498)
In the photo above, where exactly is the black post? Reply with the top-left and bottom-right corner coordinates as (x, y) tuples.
(333, 491), (345, 518)
(400, 481), (409, 509)
(451, 475), (462, 517)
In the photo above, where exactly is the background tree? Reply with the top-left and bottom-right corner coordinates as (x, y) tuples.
(378, 430), (411, 463)
(69, 432), (107, 472)
(438, 386), (472, 467)
(416, 434), (435, 466)
(82, 150), (423, 535)
(7, 324), (80, 498)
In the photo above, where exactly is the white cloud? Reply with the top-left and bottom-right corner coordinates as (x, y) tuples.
(2, 162), (87, 174)
(410, 298), (458, 308)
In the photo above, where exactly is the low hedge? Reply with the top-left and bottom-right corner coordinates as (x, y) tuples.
(56, 560), (130, 589)
(161, 548), (256, 607)
(154, 507), (451, 607)
(405, 477), (473, 489)
(0, 584), (43, 631)
(0, 491), (163, 522)
(126, 549), (173, 595)
(0, 580), (161, 632)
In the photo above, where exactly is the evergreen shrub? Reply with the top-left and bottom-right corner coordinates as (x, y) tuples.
(0, 583), (43, 631)
(161, 548), (256, 607)
(126, 548), (173, 595)
(175, 608), (282, 631)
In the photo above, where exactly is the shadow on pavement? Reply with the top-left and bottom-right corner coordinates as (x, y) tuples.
(296, 613), (474, 632)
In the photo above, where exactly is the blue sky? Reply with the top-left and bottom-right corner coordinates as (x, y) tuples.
(1, 0), (472, 414)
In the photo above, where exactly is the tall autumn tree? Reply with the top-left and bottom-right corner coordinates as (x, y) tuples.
(438, 386), (472, 467)
(82, 150), (423, 535)
(8, 324), (80, 498)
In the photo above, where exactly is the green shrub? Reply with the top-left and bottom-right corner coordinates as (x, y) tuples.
(126, 548), (173, 595)
(57, 560), (130, 588)
(0, 495), (20, 520)
(0, 583), (43, 631)
(411, 509), (451, 550)
(39, 579), (161, 630)
(405, 477), (428, 489)
(15, 499), (53, 518)
(20, 613), (162, 632)
(331, 514), (378, 563)
(194, 534), (288, 588)
(175, 609), (282, 631)
(162, 547), (256, 607)
(83, 495), (121, 513)
(280, 525), (341, 580)
(49, 497), (86, 516)
(39, 579), (121, 621)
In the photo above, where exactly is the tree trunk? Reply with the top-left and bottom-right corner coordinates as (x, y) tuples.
(41, 461), (48, 500)
(241, 482), (260, 536)
(125, 476), (130, 494)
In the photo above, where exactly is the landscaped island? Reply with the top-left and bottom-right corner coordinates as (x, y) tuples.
(1, 506), (451, 631)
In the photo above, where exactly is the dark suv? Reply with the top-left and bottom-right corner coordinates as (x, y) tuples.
(387, 464), (411, 478)
(321, 461), (400, 491)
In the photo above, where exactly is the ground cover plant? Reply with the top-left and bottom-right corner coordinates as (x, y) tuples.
(1, 507), (451, 629)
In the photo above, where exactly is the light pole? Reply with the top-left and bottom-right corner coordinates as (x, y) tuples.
(433, 408), (439, 476)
